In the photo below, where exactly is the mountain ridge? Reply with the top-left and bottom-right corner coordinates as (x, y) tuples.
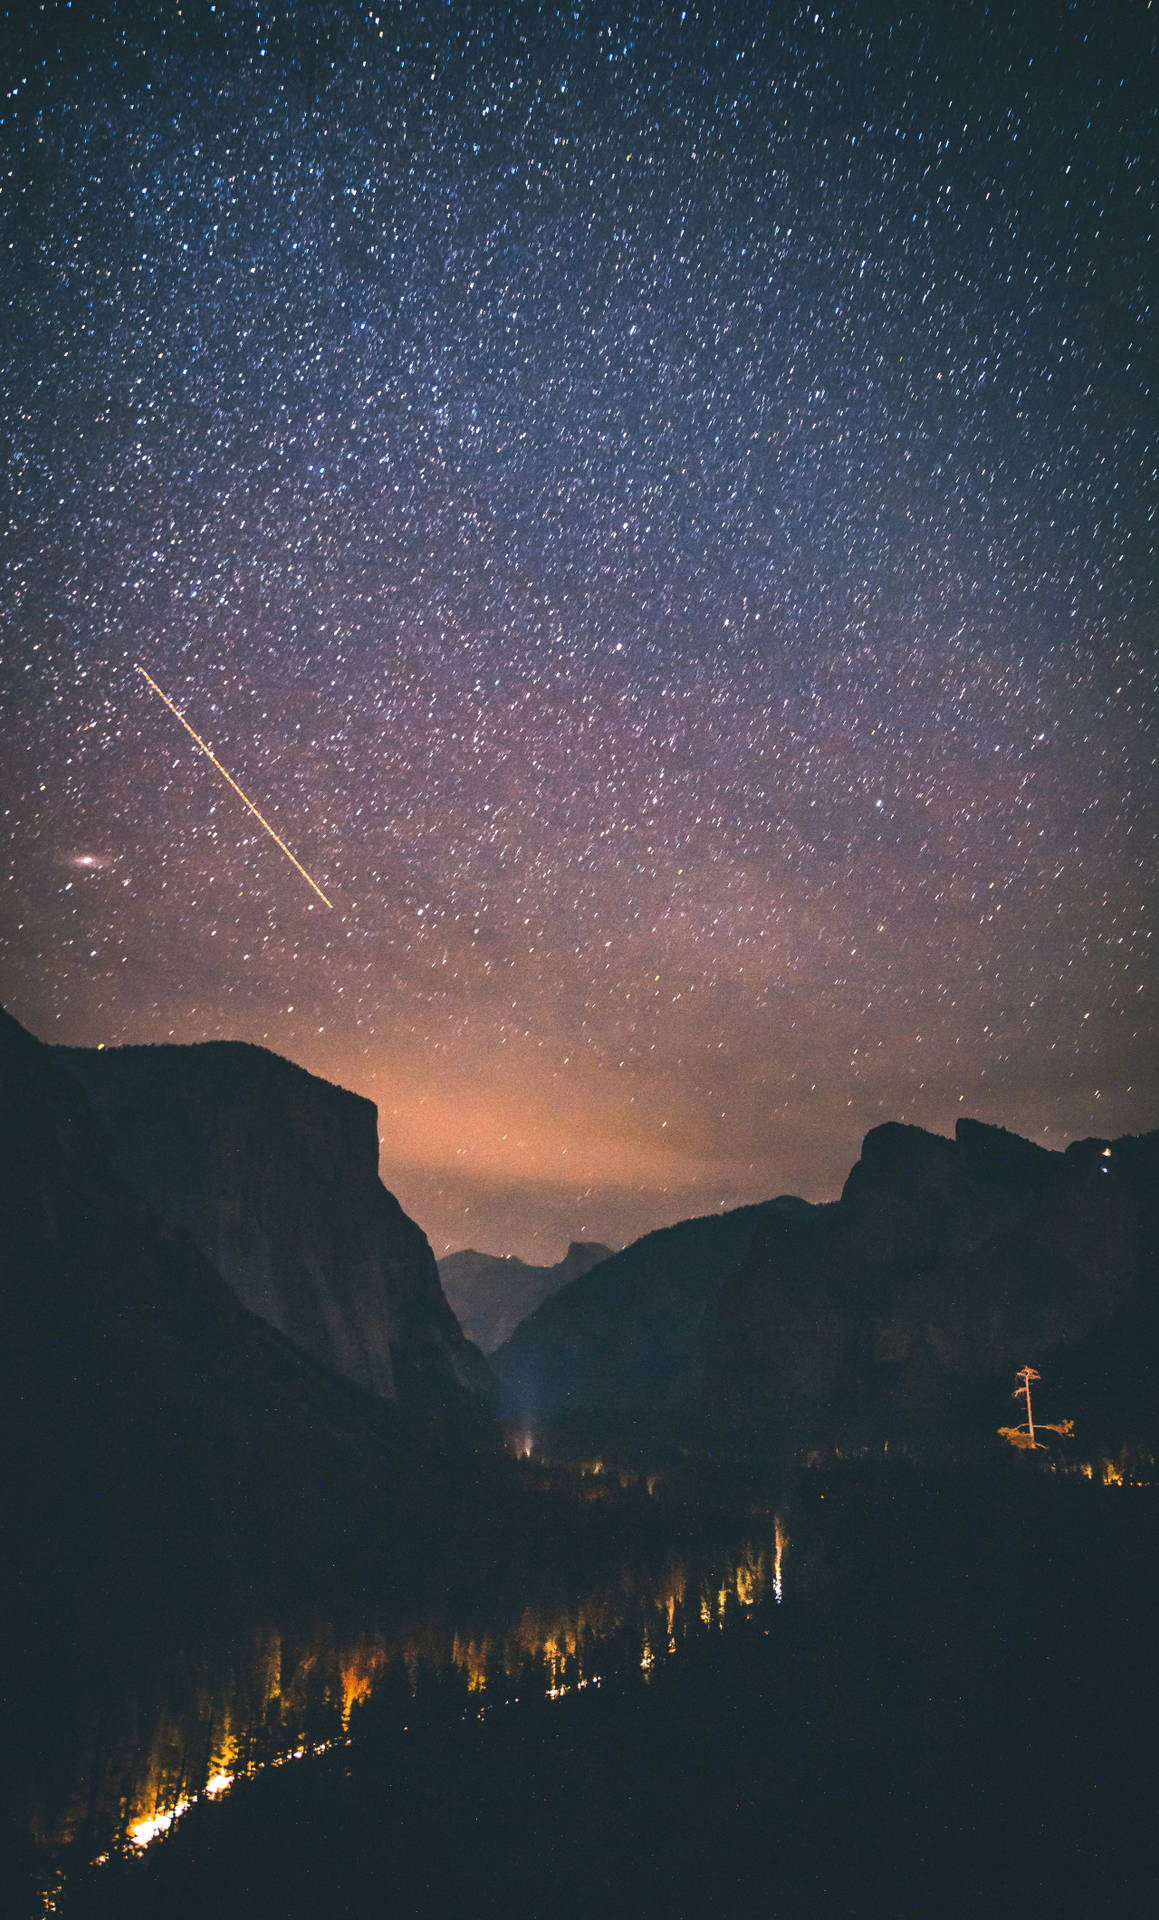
(0, 1004), (494, 1627)
(439, 1240), (614, 1352)
(706, 1116), (1159, 1449)
(58, 1038), (493, 1416)
(491, 1195), (815, 1420)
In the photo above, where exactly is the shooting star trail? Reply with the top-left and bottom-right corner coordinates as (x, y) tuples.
(135, 665), (334, 908)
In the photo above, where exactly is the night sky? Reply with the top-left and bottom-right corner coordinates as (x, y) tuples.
(2, 1), (1155, 1260)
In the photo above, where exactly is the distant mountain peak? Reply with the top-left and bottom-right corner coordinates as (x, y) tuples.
(438, 1240), (614, 1353)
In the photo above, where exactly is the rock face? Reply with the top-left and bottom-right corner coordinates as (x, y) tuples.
(439, 1241), (614, 1353)
(0, 1004), (440, 1612)
(58, 1041), (494, 1417)
(706, 1118), (1159, 1448)
(491, 1198), (814, 1419)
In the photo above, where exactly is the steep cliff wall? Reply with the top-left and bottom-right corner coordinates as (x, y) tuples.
(59, 1041), (493, 1417)
(0, 1005), (442, 1613)
(491, 1198), (813, 1419)
(439, 1241), (614, 1353)
(706, 1118), (1159, 1447)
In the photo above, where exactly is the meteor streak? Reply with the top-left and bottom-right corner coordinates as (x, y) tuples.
(135, 665), (333, 907)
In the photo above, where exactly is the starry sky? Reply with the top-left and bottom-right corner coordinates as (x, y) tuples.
(2, 1), (1155, 1260)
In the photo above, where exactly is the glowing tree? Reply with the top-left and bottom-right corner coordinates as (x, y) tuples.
(998, 1366), (1073, 1451)
(1015, 1365), (1039, 1444)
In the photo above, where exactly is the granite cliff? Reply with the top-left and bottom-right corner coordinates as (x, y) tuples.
(491, 1197), (813, 1419)
(0, 1005), (475, 1617)
(439, 1241), (614, 1353)
(59, 1040), (493, 1417)
(706, 1118), (1159, 1449)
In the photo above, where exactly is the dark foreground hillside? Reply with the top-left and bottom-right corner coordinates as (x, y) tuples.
(62, 1462), (1159, 1920)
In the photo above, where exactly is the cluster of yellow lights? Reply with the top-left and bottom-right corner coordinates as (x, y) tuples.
(773, 1515), (789, 1605)
(1067, 1457), (1153, 1485)
(97, 1535), (781, 1877)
